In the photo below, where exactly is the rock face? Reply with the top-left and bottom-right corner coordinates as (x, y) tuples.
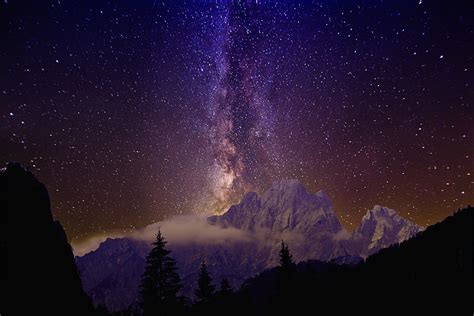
(209, 179), (345, 264)
(211, 179), (341, 234)
(350, 205), (424, 256)
(1, 163), (93, 315)
(78, 238), (148, 310)
(76, 179), (423, 311)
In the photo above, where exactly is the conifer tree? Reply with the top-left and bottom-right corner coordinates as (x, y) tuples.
(279, 240), (295, 273)
(139, 230), (182, 316)
(195, 261), (215, 304)
(277, 240), (296, 311)
(219, 278), (233, 296)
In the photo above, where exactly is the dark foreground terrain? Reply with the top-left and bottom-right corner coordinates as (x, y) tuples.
(2, 163), (472, 315)
(1, 163), (94, 315)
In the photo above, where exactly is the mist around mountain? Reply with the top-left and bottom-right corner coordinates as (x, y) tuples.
(76, 179), (424, 311)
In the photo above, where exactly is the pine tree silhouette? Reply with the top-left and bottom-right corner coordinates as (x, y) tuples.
(276, 240), (296, 311)
(195, 261), (215, 304)
(139, 230), (182, 316)
(279, 240), (295, 273)
(219, 278), (233, 295)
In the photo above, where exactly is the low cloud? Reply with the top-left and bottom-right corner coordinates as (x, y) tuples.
(131, 215), (253, 245)
(72, 215), (252, 257)
(72, 233), (124, 257)
(332, 229), (351, 241)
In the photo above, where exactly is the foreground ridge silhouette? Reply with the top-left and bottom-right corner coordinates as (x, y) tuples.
(1, 163), (95, 316)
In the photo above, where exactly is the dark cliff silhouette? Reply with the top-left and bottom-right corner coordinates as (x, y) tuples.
(1, 163), (94, 315)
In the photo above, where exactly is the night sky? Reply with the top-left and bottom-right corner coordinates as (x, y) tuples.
(1, 0), (472, 244)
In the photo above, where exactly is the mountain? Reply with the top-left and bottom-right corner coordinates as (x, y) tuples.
(1, 163), (94, 316)
(76, 179), (423, 311)
(208, 179), (345, 263)
(235, 206), (473, 315)
(77, 238), (148, 311)
(349, 205), (424, 257)
(210, 179), (341, 234)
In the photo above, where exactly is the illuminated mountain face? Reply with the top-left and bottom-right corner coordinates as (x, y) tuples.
(76, 179), (422, 311)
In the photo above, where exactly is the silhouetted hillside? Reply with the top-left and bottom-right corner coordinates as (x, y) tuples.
(1, 163), (94, 315)
(229, 206), (473, 316)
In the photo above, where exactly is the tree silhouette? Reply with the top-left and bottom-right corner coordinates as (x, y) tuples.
(219, 278), (233, 296)
(195, 261), (215, 304)
(279, 241), (295, 273)
(139, 230), (182, 316)
(276, 240), (296, 312)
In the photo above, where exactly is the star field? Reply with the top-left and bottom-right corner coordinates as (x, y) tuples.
(1, 0), (472, 243)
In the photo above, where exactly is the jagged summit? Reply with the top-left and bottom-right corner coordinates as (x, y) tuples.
(237, 179), (312, 207)
(212, 179), (341, 235)
(364, 205), (398, 218)
(358, 205), (422, 232)
(266, 179), (330, 201)
(353, 205), (423, 255)
(264, 179), (332, 208)
(268, 179), (307, 192)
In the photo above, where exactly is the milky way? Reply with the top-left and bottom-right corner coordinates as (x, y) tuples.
(203, 3), (281, 213)
(1, 1), (472, 243)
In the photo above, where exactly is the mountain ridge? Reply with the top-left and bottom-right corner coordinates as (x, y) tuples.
(76, 179), (423, 311)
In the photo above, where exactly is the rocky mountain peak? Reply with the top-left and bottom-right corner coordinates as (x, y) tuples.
(364, 205), (397, 218)
(358, 205), (420, 232)
(353, 205), (423, 255)
(268, 179), (307, 193)
(213, 179), (341, 235)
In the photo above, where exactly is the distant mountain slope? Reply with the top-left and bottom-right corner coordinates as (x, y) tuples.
(349, 205), (424, 256)
(1, 163), (94, 316)
(238, 206), (472, 315)
(77, 179), (422, 311)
